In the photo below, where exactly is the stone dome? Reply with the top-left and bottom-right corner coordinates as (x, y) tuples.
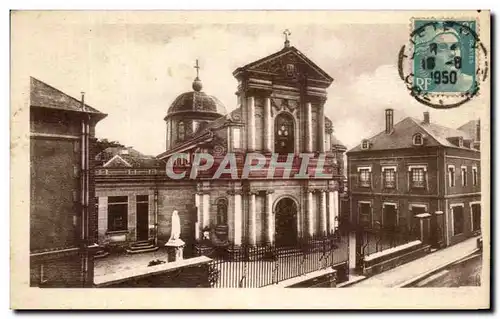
(166, 77), (227, 116)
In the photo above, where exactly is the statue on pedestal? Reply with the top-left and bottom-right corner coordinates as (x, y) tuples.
(165, 210), (185, 261)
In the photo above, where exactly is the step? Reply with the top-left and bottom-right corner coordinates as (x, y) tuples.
(129, 244), (155, 251)
(126, 246), (159, 254)
(94, 251), (110, 259)
(132, 241), (153, 247)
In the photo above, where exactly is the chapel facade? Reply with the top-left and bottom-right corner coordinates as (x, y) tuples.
(95, 37), (347, 253)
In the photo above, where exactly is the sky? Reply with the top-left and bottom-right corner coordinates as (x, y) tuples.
(15, 12), (487, 156)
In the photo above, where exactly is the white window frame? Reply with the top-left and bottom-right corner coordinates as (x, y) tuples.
(382, 165), (397, 189)
(357, 166), (372, 188)
(448, 165), (456, 187)
(382, 202), (399, 227)
(358, 200), (373, 227)
(461, 166), (467, 186)
(40, 264), (48, 284)
(472, 166), (478, 186)
(412, 133), (423, 146)
(450, 203), (465, 236)
(469, 201), (481, 232)
(408, 165), (427, 189)
(409, 203), (428, 212)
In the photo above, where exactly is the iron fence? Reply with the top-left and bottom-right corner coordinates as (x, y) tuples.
(195, 232), (349, 288)
(360, 223), (420, 257)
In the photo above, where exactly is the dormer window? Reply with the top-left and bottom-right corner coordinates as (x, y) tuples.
(361, 139), (370, 150)
(413, 133), (423, 146)
(458, 137), (463, 148)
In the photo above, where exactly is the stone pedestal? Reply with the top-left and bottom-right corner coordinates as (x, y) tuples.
(165, 239), (185, 262)
(414, 213), (431, 244)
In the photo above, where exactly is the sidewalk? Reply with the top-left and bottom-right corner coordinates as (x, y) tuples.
(351, 236), (481, 288)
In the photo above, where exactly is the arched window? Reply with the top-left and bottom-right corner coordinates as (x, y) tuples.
(275, 113), (295, 154)
(216, 198), (228, 225)
(178, 121), (185, 141)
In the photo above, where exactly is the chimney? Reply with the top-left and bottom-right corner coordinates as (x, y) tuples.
(423, 111), (430, 124)
(385, 108), (394, 134)
(476, 119), (481, 142)
(80, 92), (86, 112)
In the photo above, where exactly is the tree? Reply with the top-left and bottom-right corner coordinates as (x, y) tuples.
(95, 138), (124, 155)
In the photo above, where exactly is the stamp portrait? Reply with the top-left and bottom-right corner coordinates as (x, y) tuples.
(412, 19), (477, 94)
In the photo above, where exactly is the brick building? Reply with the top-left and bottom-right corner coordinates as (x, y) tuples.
(30, 77), (106, 287)
(95, 38), (348, 256)
(346, 109), (481, 258)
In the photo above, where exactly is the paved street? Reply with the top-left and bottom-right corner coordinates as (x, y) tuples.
(94, 249), (171, 278)
(412, 253), (482, 287)
(351, 236), (481, 288)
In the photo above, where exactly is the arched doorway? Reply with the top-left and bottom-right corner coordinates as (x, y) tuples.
(274, 197), (298, 247)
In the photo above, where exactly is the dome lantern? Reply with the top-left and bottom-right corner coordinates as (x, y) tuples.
(165, 58), (226, 119)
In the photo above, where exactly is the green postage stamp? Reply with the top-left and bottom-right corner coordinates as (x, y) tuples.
(413, 20), (476, 94)
(398, 18), (488, 109)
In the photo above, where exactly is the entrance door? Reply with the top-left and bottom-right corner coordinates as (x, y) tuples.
(383, 204), (397, 231)
(136, 195), (149, 241)
(275, 198), (298, 247)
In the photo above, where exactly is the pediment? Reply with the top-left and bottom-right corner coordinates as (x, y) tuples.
(103, 155), (132, 168)
(241, 47), (333, 85)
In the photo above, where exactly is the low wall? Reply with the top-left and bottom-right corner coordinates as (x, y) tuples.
(94, 256), (213, 288)
(363, 241), (431, 276)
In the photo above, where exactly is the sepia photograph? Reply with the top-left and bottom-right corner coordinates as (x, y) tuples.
(10, 10), (490, 309)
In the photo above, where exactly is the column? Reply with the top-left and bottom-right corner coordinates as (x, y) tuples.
(348, 232), (357, 272)
(265, 190), (274, 245)
(320, 190), (327, 235)
(264, 97), (272, 152)
(247, 96), (255, 151)
(248, 192), (257, 245)
(333, 190), (339, 229)
(195, 193), (201, 240)
(305, 102), (313, 152)
(202, 193), (210, 229)
(233, 191), (243, 246)
(307, 190), (314, 237)
(328, 191), (335, 234)
(318, 104), (325, 153)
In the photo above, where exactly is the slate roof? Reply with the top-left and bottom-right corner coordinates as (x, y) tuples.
(166, 90), (227, 116)
(30, 77), (107, 120)
(97, 147), (161, 168)
(457, 120), (480, 140)
(348, 117), (477, 153)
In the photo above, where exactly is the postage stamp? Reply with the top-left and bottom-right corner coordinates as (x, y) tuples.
(398, 18), (488, 109)
(413, 20), (477, 94)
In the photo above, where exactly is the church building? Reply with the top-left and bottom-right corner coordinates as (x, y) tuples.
(95, 35), (347, 253)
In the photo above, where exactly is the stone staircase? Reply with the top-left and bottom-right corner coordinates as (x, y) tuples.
(94, 246), (110, 259)
(126, 240), (159, 254)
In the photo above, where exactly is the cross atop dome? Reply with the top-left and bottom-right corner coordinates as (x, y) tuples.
(194, 59), (200, 79)
(192, 59), (203, 92)
(283, 29), (291, 48)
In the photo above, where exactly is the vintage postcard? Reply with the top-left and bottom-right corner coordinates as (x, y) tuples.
(10, 10), (490, 309)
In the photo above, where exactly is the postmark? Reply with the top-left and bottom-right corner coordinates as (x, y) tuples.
(398, 18), (488, 109)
